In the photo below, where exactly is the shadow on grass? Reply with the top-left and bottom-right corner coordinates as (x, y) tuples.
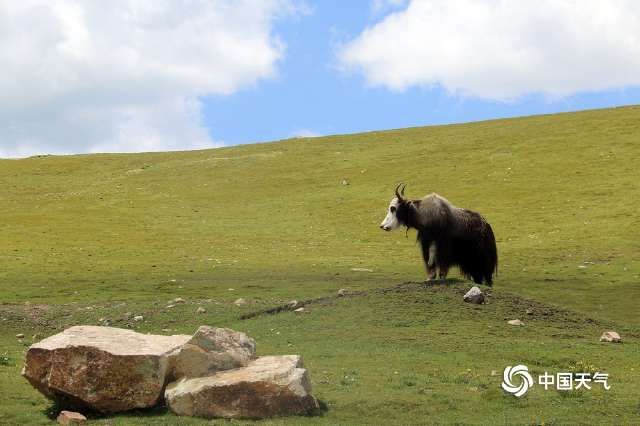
(45, 400), (329, 421)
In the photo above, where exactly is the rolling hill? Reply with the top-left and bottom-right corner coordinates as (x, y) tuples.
(0, 106), (638, 424)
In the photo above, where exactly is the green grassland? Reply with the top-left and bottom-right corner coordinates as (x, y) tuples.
(1, 106), (639, 424)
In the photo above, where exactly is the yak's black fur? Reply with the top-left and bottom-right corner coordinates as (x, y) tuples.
(394, 190), (498, 285)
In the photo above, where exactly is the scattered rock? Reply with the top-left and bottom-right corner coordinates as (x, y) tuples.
(294, 307), (305, 313)
(234, 298), (247, 306)
(168, 326), (256, 380)
(133, 315), (144, 322)
(526, 309), (533, 315)
(508, 319), (525, 326)
(578, 265), (587, 269)
(22, 326), (190, 413)
(341, 179), (349, 186)
(16, 333), (25, 339)
(351, 268), (373, 272)
(600, 331), (622, 343)
(490, 370), (498, 377)
(166, 304), (176, 309)
(463, 286), (484, 304)
(337, 288), (348, 297)
(57, 410), (87, 424)
(165, 355), (318, 419)
(287, 300), (300, 309)
(173, 298), (186, 304)
(196, 307), (206, 314)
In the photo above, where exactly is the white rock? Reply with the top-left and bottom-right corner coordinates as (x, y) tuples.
(234, 298), (247, 306)
(133, 315), (144, 322)
(167, 326), (256, 380)
(57, 410), (87, 424)
(22, 326), (190, 413)
(337, 288), (348, 297)
(165, 355), (318, 419)
(351, 268), (373, 272)
(173, 298), (186, 304)
(600, 330), (622, 343)
(196, 307), (206, 314)
(463, 286), (484, 304)
(294, 307), (305, 313)
(508, 319), (525, 326)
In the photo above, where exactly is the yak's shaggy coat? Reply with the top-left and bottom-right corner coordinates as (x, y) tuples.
(388, 185), (498, 285)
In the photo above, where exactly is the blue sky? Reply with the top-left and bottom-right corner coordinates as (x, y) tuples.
(1, 0), (639, 157)
(204, 1), (640, 145)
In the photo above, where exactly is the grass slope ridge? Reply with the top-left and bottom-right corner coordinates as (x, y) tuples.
(1, 106), (639, 424)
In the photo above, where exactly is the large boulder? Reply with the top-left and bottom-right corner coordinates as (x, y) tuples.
(165, 355), (319, 419)
(22, 326), (190, 413)
(167, 326), (256, 380)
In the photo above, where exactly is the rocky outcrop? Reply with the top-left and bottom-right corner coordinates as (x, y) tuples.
(165, 355), (318, 419)
(22, 326), (190, 413)
(167, 326), (256, 380)
(23, 326), (317, 420)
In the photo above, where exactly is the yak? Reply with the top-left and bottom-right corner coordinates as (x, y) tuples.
(380, 184), (498, 285)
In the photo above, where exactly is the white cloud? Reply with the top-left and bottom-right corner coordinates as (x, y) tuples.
(0, 0), (294, 158)
(291, 129), (323, 138)
(340, 0), (640, 100)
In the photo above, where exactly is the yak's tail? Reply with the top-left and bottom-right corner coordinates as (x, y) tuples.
(484, 221), (498, 285)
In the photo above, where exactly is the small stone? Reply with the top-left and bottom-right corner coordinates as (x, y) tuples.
(600, 331), (622, 343)
(463, 286), (484, 304)
(196, 307), (206, 314)
(234, 298), (247, 306)
(294, 307), (305, 313)
(173, 298), (186, 304)
(16, 334), (24, 339)
(287, 300), (299, 309)
(133, 315), (144, 322)
(526, 309), (533, 315)
(508, 319), (525, 326)
(491, 370), (498, 376)
(337, 288), (348, 297)
(351, 268), (373, 272)
(341, 179), (349, 186)
(578, 265), (587, 269)
(57, 410), (87, 424)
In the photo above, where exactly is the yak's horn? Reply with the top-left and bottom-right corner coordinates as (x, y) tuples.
(395, 183), (405, 199)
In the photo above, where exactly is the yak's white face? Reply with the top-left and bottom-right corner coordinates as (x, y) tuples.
(380, 198), (402, 231)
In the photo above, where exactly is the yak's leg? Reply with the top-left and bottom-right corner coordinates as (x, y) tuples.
(426, 241), (437, 281)
(438, 264), (449, 280)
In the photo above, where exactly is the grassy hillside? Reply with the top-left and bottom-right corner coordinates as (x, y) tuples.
(1, 106), (639, 424)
